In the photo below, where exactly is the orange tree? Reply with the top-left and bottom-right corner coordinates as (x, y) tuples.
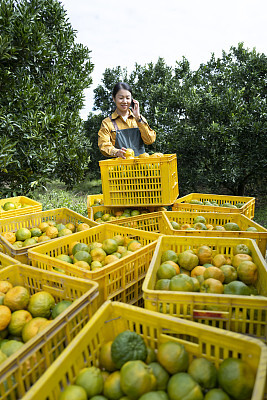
(0, 0), (93, 196)
(85, 45), (266, 196)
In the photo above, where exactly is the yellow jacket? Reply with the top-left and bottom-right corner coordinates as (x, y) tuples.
(98, 110), (156, 157)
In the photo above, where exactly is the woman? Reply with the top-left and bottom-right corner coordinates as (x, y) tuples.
(98, 82), (156, 158)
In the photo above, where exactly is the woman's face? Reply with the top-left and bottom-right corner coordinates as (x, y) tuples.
(113, 89), (132, 113)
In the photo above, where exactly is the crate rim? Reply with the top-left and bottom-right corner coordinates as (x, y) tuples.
(22, 300), (267, 400)
(143, 235), (267, 302)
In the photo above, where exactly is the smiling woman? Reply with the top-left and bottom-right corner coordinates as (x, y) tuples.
(97, 82), (156, 158)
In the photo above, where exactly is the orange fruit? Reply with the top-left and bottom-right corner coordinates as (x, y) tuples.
(102, 239), (118, 254)
(120, 360), (156, 399)
(188, 357), (217, 389)
(27, 291), (55, 318)
(103, 370), (124, 399)
(169, 274), (194, 292)
(1, 232), (16, 244)
(127, 240), (142, 252)
(37, 235), (50, 243)
(160, 261), (180, 274)
(58, 228), (72, 237)
(233, 244), (251, 256)
(90, 261), (103, 270)
(56, 254), (73, 264)
(0, 281), (13, 294)
(125, 148), (135, 158)
(3, 202), (16, 211)
(91, 247), (106, 262)
(68, 241), (80, 255)
(1, 340), (24, 357)
(218, 358), (255, 400)
(200, 278), (224, 294)
(155, 279), (170, 290)
(77, 223), (90, 232)
(181, 224), (191, 230)
(65, 222), (75, 232)
(232, 254), (252, 269)
(203, 266), (225, 283)
(157, 263), (177, 280)
(237, 261), (258, 284)
(0, 305), (12, 330)
(99, 341), (117, 372)
(112, 234), (125, 246)
(157, 341), (189, 374)
(75, 366), (104, 398)
(204, 388), (230, 400)
(161, 250), (178, 264)
(38, 222), (50, 232)
(8, 310), (32, 336)
(177, 250), (199, 271)
(30, 227), (42, 237)
(73, 251), (92, 265)
(22, 317), (48, 342)
(219, 265), (237, 284)
(15, 228), (31, 241)
(167, 372), (203, 400)
(4, 286), (30, 311)
(197, 245), (213, 265)
(149, 361), (170, 390)
(103, 254), (120, 265)
(191, 266), (206, 278)
(212, 254), (229, 268)
(74, 261), (90, 269)
(45, 226), (58, 238)
(58, 385), (87, 400)
(145, 347), (157, 364)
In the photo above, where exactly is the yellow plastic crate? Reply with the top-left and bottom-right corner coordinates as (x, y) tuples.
(143, 236), (267, 342)
(0, 208), (98, 264)
(109, 211), (172, 234)
(22, 301), (267, 400)
(0, 264), (99, 400)
(0, 196), (42, 219)
(0, 251), (20, 268)
(99, 154), (179, 206)
(164, 211), (267, 257)
(28, 224), (160, 306)
(173, 193), (255, 219)
(87, 193), (164, 221)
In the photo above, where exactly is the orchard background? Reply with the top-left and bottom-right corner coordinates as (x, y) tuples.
(0, 0), (266, 226)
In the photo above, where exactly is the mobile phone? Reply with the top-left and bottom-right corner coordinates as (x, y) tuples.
(130, 99), (135, 109)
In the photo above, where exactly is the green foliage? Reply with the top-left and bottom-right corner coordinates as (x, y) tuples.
(85, 45), (266, 195)
(0, 0), (94, 196)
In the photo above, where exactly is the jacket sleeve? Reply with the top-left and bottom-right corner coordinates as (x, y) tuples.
(137, 116), (156, 145)
(98, 120), (117, 157)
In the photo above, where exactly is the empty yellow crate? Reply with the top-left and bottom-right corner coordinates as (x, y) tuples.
(0, 207), (98, 264)
(0, 251), (20, 268)
(0, 264), (99, 400)
(173, 193), (255, 219)
(143, 236), (267, 342)
(28, 224), (160, 306)
(164, 211), (267, 256)
(0, 195), (42, 219)
(99, 154), (179, 206)
(22, 301), (267, 400)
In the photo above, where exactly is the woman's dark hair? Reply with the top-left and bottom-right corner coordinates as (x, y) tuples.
(112, 82), (132, 98)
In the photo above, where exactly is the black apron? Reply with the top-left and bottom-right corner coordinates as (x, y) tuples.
(110, 117), (145, 156)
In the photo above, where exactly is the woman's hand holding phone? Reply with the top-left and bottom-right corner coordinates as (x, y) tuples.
(130, 99), (141, 120)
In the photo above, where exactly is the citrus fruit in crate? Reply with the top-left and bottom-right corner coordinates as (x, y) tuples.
(58, 385), (87, 400)
(157, 341), (189, 374)
(75, 366), (104, 398)
(218, 358), (255, 400)
(2, 202), (16, 211)
(27, 291), (55, 318)
(0, 305), (12, 330)
(8, 310), (32, 336)
(120, 360), (156, 399)
(3, 286), (30, 311)
(103, 370), (124, 399)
